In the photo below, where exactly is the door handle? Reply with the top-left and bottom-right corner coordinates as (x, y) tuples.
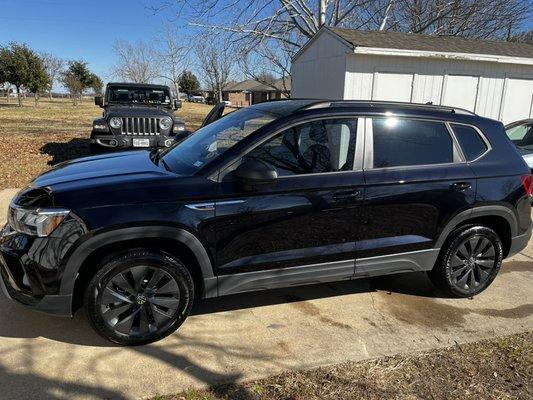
(450, 182), (472, 191)
(332, 190), (361, 200)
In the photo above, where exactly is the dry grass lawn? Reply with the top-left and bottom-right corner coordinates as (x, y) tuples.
(157, 332), (532, 400)
(0, 97), (213, 189)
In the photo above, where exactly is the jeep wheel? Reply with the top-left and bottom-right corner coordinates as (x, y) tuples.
(428, 225), (503, 297)
(85, 250), (194, 345)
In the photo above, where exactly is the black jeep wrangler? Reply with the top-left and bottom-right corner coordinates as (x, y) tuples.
(91, 83), (186, 153)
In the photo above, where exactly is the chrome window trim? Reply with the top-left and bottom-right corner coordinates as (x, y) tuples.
(364, 115), (469, 171)
(216, 115), (364, 182)
(448, 122), (492, 163)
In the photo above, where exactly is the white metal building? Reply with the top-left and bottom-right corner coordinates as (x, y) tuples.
(291, 27), (533, 124)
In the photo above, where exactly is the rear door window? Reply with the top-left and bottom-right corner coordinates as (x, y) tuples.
(371, 118), (455, 168)
(451, 124), (488, 161)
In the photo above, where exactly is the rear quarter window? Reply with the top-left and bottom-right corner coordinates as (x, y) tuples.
(451, 124), (488, 161)
(372, 118), (454, 168)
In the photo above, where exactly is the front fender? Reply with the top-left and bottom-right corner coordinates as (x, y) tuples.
(59, 226), (217, 302)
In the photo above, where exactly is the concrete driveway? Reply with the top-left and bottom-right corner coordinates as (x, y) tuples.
(0, 188), (531, 400)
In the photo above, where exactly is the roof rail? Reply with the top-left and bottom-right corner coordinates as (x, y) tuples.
(301, 100), (476, 116)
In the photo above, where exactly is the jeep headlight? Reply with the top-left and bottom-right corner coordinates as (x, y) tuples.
(7, 204), (70, 237)
(109, 117), (122, 129)
(159, 117), (172, 130)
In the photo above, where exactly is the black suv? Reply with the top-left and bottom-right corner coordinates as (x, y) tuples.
(1, 100), (531, 345)
(91, 83), (186, 153)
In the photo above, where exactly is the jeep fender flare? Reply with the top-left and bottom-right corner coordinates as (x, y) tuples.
(435, 205), (518, 249)
(59, 226), (217, 301)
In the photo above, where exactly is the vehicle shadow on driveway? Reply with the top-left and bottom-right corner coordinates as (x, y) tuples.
(0, 272), (439, 347)
(40, 138), (91, 165)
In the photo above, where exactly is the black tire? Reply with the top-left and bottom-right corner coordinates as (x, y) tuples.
(85, 249), (194, 346)
(428, 225), (503, 298)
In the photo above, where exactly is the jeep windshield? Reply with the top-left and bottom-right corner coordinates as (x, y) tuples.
(106, 86), (172, 107)
(160, 108), (276, 175)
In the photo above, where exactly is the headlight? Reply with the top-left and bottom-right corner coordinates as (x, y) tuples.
(159, 117), (172, 130)
(109, 117), (122, 129)
(7, 205), (70, 237)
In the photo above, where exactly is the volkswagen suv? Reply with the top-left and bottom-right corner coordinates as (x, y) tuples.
(1, 100), (531, 345)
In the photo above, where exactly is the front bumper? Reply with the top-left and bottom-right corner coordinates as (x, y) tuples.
(91, 134), (175, 149)
(0, 217), (86, 317)
(0, 260), (72, 316)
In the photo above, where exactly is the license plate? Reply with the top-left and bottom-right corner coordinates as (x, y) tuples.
(133, 139), (150, 147)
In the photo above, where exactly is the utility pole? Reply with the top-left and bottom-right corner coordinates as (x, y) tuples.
(319, 0), (326, 27)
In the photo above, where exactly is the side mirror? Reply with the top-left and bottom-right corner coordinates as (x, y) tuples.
(94, 96), (103, 107)
(174, 99), (182, 109)
(234, 159), (277, 189)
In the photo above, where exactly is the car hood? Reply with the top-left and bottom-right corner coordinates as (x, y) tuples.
(104, 106), (174, 118)
(32, 151), (172, 189)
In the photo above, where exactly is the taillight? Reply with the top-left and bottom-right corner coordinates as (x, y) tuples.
(521, 174), (533, 197)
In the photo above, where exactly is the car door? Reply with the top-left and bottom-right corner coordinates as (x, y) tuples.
(357, 116), (477, 276)
(212, 117), (365, 295)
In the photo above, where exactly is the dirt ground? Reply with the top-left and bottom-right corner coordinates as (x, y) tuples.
(162, 332), (532, 400)
(0, 97), (212, 189)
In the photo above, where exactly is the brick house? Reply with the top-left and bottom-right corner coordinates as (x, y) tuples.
(223, 78), (291, 107)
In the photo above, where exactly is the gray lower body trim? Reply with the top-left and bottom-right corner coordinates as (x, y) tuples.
(215, 248), (441, 297)
(355, 248), (440, 277)
(217, 259), (354, 296)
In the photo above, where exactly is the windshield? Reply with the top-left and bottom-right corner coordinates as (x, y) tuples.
(161, 108), (276, 174)
(506, 123), (533, 151)
(106, 86), (172, 106)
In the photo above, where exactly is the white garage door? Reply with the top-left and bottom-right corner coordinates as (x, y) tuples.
(500, 78), (533, 124)
(441, 75), (479, 112)
(373, 72), (413, 102)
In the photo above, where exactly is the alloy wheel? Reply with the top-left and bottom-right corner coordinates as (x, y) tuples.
(99, 265), (181, 339)
(450, 235), (496, 291)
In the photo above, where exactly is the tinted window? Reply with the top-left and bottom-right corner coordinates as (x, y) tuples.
(452, 124), (488, 161)
(244, 119), (357, 176)
(107, 86), (172, 106)
(372, 118), (453, 168)
(161, 108), (275, 175)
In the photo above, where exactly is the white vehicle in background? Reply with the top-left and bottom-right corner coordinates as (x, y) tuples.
(505, 119), (533, 172)
(190, 95), (205, 103)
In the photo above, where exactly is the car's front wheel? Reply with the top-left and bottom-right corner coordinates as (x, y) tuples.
(85, 250), (194, 345)
(429, 225), (503, 297)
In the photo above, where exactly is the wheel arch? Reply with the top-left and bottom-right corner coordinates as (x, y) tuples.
(436, 206), (517, 257)
(61, 226), (217, 314)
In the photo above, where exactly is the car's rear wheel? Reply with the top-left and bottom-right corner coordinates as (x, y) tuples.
(428, 225), (503, 297)
(85, 250), (194, 345)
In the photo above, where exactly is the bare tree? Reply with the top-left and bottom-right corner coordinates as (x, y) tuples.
(393, 0), (530, 39)
(110, 40), (160, 83)
(40, 52), (64, 100)
(196, 37), (234, 102)
(156, 26), (190, 96)
(160, 0), (529, 81)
